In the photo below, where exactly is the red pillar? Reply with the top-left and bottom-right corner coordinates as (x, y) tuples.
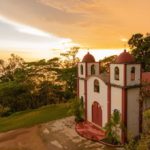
(107, 85), (111, 122)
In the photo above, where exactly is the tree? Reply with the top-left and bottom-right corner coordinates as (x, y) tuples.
(0, 81), (34, 113)
(57, 47), (80, 99)
(99, 55), (117, 73)
(0, 54), (25, 82)
(128, 33), (150, 71)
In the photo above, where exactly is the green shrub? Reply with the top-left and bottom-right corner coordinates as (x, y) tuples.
(104, 109), (121, 145)
(69, 98), (84, 122)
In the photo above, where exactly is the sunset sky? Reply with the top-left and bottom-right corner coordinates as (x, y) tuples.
(0, 0), (150, 61)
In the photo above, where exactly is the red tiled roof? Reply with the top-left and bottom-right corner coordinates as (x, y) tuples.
(142, 72), (150, 83)
(82, 52), (95, 63)
(115, 50), (135, 64)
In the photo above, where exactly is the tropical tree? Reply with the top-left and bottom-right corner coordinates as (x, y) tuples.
(0, 54), (25, 82)
(58, 47), (80, 99)
(128, 33), (150, 71)
(99, 55), (117, 73)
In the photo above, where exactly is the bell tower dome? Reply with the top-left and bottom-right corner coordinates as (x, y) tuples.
(78, 52), (100, 79)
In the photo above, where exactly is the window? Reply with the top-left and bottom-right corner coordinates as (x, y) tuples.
(114, 67), (119, 80)
(91, 65), (95, 75)
(131, 67), (135, 81)
(80, 65), (83, 75)
(94, 79), (100, 92)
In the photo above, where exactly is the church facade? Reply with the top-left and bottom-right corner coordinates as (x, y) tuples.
(77, 50), (143, 143)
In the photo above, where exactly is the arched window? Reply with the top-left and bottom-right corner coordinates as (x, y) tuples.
(80, 65), (83, 75)
(114, 67), (119, 80)
(131, 67), (135, 81)
(94, 79), (100, 93)
(91, 64), (95, 75)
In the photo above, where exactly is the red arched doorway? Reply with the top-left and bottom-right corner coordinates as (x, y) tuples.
(92, 101), (102, 126)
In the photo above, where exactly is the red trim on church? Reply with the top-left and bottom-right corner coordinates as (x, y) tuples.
(139, 64), (143, 133)
(84, 80), (87, 120)
(122, 88), (127, 144)
(139, 100), (143, 133)
(122, 64), (127, 144)
(107, 85), (111, 122)
(85, 62), (88, 77)
(77, 79), (79, 97)
(124, 64), (127, 86)
(107, 63), (111, 122)
(77, 63), (79, 97)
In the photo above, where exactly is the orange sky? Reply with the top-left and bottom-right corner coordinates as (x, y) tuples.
(0, 0), (149, 60)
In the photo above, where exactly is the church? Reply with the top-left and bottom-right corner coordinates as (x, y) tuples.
(77, 50), (150, 143)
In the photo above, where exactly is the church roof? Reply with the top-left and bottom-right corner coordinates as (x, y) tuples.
(115, 50), (135, 64)
(82, 52), (95, 62)
(142, 72), (150, 83)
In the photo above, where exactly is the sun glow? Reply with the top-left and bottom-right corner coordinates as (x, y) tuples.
(0, 16), (123, 61)
(0, 16), (79, 61)
(77, 49), (123, 61)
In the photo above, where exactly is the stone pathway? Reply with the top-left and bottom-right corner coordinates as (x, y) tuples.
(40, 116), (123, 150)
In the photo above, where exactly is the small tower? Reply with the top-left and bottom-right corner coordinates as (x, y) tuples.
(77, 52), (100, 119)
(110, 50), (141, 143)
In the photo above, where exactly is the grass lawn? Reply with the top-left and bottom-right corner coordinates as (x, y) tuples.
(0, 103), (72, 132)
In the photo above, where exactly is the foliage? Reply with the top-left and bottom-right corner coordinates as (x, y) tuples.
(124, 137), (138, 150)
(0, 54), (24, 82)
(99, 55), (117, 73)
(58, 47), (80, 98)
(128, 33), (150, 71)
(143, 109), (150, 134)
(69, 98), (84, 122)
(140, 81), (150, 103)
(137, 134), (150, 150)
(104, 109), (121, 145)
(0, 103), (71, 132)
(0, 81), (35, 114)
(125, 109), (150, 150)
(0, 47), (80, 115)
(137, 109), (150, 149)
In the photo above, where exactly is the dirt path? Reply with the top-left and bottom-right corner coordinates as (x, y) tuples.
(0, 125), (47, 150)
(0, 117), (123, 150)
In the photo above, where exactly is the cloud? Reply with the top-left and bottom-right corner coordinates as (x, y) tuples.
(0, 16), (51, 38)
(0, 0), (150, 49)
(0, 16), (79, 51)
(37, 0), (102, 14)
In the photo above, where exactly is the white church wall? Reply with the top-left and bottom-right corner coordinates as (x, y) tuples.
(126, 64), (141, 86)
(111, 87), (122, 139)
(110, 64), (124, 86)
(79, 79), (85, 102)
(87, 63), (99, 76)
(87, 77), (108, 127)
(127, 88), (140, 138)
(111, 87), (122, 113)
